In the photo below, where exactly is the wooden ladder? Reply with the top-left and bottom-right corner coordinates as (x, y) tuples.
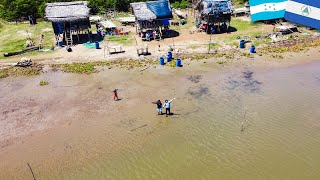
(65, 30), (73, 46)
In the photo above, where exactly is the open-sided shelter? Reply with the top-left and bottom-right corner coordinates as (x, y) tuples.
(194, 0), (233, 34)
(130, 0), (173, 35)
(45, 1), (91, 46)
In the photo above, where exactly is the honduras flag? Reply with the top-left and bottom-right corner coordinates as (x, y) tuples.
(284, 0), (320, 29)
(249, 0), (288, 22)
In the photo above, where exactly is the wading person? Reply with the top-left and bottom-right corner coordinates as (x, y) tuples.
(163, 98), (175, 117)
(152, 100), (163, 115)
(113, 89), (119, 101)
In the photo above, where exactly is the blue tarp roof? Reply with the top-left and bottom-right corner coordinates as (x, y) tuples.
(131, 0), (173, 21)
(146, 0), (173, 19)
(201, 0), (233, 15)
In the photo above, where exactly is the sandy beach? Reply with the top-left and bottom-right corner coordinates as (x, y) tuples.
(1, 45), (320, 178)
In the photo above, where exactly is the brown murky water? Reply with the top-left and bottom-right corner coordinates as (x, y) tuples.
(1, 61), (320, 179)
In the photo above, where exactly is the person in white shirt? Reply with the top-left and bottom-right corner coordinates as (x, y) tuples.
(163, 98), (175, 116)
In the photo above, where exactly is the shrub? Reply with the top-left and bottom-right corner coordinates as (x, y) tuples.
(39, 80), (49, 86)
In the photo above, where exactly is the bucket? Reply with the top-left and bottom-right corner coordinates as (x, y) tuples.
(250, 46), (256, 53)
(176, 58), (182, 67)
(160, 57), (165, 65)
(167, 51), (172, 62)
(240, 40), (245, 49)
(58, 40), (63, 47)
(95, 41), (100, 49)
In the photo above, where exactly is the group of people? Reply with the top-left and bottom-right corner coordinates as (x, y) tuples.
(140, 29), (162, 41)
(152, 98), (175, 117)
(112, 89), (176, 117)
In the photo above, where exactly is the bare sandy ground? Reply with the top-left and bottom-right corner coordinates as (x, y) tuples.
(0, 14), (276, 64)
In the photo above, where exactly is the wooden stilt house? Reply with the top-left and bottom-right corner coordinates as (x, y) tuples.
(45, 1), (91, 46)
(130, 0), (173, 40)
(194, 0), (233, 34)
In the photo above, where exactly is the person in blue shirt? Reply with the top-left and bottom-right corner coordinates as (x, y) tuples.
(163, 98), (175, 116)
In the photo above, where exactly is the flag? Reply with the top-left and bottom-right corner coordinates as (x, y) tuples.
(249, 0), (288, 22)
(284, 0), (320, 29)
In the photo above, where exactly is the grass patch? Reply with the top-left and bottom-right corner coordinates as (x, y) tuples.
(60, 63), (96, 74)
(260, 38), (320, 54)
(181, 52), (236, 61)
(209, 43), (221, 49)
(271, 54), (284, 59)
(222, 31), (271, 47)
(105, 34), (134, 45)
(116, 12), (131, 18)
(0, 20), (53, 54)
(170, 24), (182, 32)
(39, 80), (49, 86)
(0, 66), (42, 78)
(167, 60), (176, 67)
(0, 19), (5, 30)
(188, 44), (202, 50)
(251, 39), (271, 47)
(50, 59), (158, 73)
(0, 70), (7, 78)
(216, 60), (227, 64)
(230, 18), (261, 31)
(240, 52), (254, 58)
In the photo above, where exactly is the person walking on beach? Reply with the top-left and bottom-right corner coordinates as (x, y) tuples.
(152, 100), (163, 115)
(163, 98), (175, 116)
(113, 89), (119, 101)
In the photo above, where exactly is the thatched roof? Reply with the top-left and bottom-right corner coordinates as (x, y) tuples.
(45, 1), (90, 23)
(131, 2), (157, 21)
(99, 20), (117, 28)
(130, 0), (173, 21)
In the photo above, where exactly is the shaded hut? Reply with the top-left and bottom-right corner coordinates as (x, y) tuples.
(130, 0), (173, 40)
(194, 0), (233, 34)
(99, 20), (117, 35)
(45, 1), (91, 46)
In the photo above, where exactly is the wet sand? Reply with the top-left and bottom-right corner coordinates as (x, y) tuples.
(0, 64), (196, 179)
(1, 57), (320, 179)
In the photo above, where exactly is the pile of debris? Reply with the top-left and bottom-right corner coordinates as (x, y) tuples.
(16, 57), (33, 67)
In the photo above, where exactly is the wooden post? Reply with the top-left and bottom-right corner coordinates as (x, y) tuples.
(208, 35), (212, 54)
(104, 43), (106, 58)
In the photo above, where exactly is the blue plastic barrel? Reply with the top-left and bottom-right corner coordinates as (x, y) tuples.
(58, 40), (63, 47)
(95, 41), (99, 49)
(160, 57), (165, 65)
(176, 58), (181, 67)
(97, 30), (101, 37)
(240, 40), (245, 49)
(250, 46), (256, 53)
(167, 51), (172, 62)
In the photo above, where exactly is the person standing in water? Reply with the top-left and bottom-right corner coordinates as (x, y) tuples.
(163, 98), (175, 116)
(152, 100), (163, 115)
(113, 89), (119, 101)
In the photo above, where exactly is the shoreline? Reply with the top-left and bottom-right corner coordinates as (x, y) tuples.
(0, 41), (320, 79)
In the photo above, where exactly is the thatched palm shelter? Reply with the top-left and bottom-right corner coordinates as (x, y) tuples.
(45, 1), (91, 46)
(194, 0), (233, 34)
(130, 0), (173, 36)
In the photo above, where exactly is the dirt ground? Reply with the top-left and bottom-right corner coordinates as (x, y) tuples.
(0, 12), (277, 65)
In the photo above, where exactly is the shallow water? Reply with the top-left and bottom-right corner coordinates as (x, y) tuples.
(2, 61), (320, 179)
